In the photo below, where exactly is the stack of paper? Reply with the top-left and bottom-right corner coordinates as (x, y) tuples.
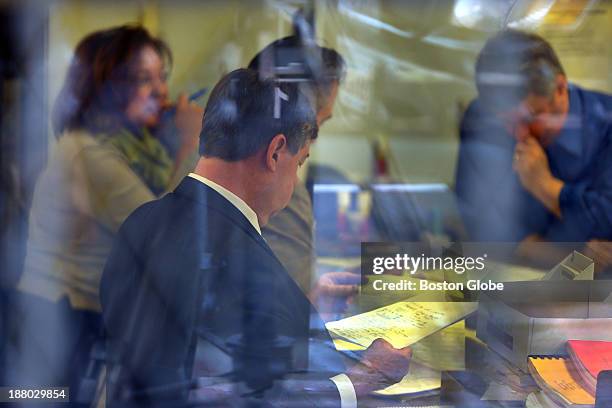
(567, 340), (612, 395)
(326, 301), (476, 398)
(527, 356), (594, 407)
(526, 391), (565, 408)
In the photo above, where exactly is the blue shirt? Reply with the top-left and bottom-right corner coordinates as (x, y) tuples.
(455, 84), (612, 242)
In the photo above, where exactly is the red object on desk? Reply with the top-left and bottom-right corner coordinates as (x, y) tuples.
(567, 340), (612, 395)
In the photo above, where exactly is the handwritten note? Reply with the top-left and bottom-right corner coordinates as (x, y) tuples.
(325, 301), (477, 349)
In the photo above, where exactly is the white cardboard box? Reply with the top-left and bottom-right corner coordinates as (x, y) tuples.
(476, 280), (612, 371)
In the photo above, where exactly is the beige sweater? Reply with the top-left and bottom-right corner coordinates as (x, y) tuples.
(19, 130), (192, 311)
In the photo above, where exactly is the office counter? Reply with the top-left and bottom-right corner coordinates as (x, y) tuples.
(314, 258), (610, 407)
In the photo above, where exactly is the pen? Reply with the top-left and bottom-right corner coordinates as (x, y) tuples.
(161, 86), (208, 120)
(188, 86), (209, 102)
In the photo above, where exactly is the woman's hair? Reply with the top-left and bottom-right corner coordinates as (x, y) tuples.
(52, 25), (172, 136)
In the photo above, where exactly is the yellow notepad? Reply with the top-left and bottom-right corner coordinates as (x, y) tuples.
(325, 301), (477, 349)
(528, 356), (594, 407)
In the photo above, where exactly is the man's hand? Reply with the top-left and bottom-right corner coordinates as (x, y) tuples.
(310, 271), (360, 321)
(346, 338), (412, 396)
(513, 137), (564, 218)
(582, 239), (612, 274)
(513, 137), (551, 192)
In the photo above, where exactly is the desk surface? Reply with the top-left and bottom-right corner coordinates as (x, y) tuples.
(316, 257), (549, 408)
(313, 249), (612, 406)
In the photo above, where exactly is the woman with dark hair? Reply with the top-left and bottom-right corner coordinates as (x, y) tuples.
(9, 25), (203, 398)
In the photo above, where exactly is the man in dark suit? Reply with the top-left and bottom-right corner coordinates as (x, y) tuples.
(101, 68), (411, 407)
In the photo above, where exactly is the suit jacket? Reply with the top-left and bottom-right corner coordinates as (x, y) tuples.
(100, 177), (343, 407)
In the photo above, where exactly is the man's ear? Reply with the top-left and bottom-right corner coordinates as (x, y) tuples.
(265, 133), (287, 171)
(555, 74), (568, 95)
(553, 75), (569, 112)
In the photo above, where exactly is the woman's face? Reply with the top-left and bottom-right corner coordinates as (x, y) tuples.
(124, 46), (169, 128)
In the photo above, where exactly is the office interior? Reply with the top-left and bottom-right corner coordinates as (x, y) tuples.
(3, 0), (611, 243)
(1, 0), (612, 406)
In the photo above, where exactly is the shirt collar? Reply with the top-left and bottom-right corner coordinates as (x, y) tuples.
(188, 173), (261, 235)
(548, 83), (582, 157)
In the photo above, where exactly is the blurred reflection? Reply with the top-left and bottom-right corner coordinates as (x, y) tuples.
(455, 29), (612, 274)
(7, 25), (203, 402)
(1, 1), (611, 406)
(452, 0), (515, 30)
(251, 24), (348, 294)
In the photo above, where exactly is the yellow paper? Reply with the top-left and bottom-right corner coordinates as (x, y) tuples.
(528, 357), (595, 406)
(331, 337), (366, 351)
(325, 301), (477, 349)
(373, 361), (441, 396)
(411, 320), (466, 371)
